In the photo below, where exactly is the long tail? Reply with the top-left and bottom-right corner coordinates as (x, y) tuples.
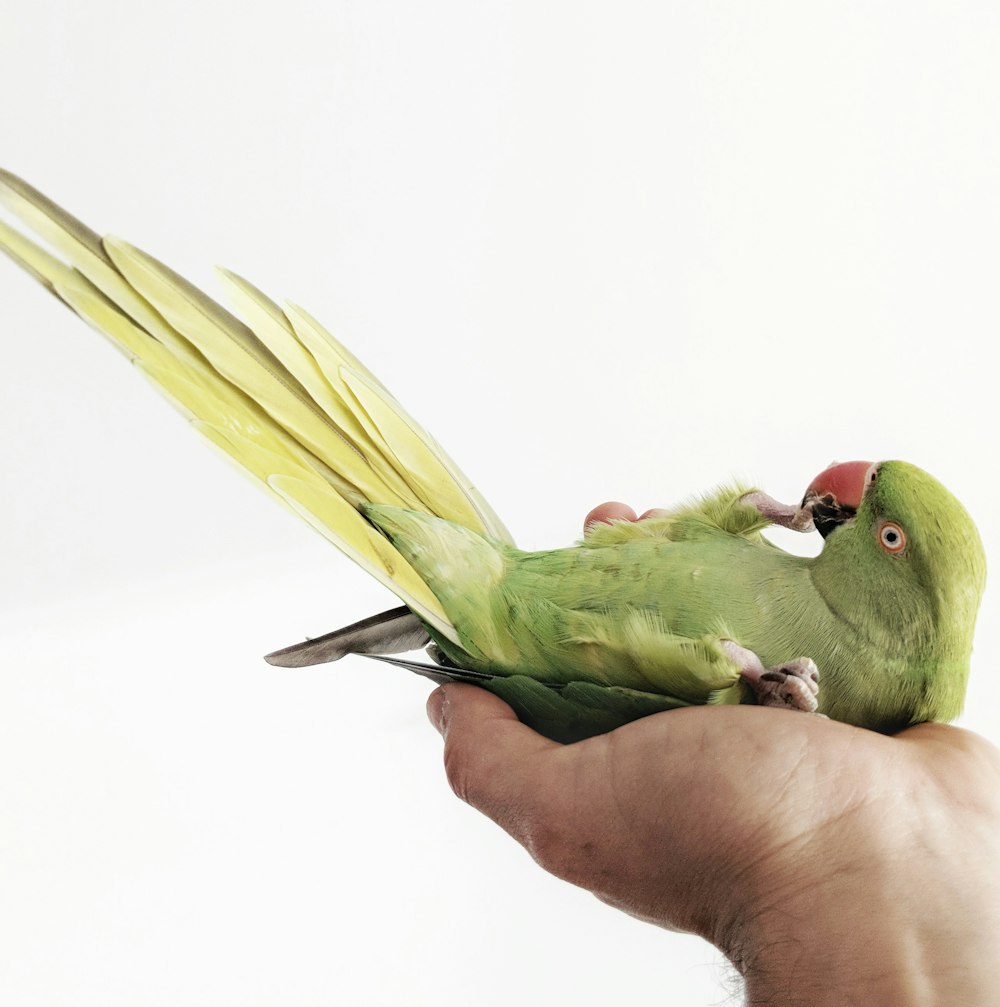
(0, 169), (514, 645)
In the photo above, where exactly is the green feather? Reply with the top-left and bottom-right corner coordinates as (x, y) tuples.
(487, 676), (693, 745)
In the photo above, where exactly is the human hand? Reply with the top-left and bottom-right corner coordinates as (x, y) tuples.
(426, 504), (1000, 1005)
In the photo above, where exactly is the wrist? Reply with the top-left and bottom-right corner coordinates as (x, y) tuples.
(727, 834), (1000, 1006)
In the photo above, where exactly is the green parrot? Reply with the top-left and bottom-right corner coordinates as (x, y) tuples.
(0, 169), (987, 741)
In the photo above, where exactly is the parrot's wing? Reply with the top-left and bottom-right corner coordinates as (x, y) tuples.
(487, 675), (693, 743)
(264, 606), (430, 667)
(0, 169), (515, 645)
(362, 656), (698, 743)
(360, 654), (500, 686)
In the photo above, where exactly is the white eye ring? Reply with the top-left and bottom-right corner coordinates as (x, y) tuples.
(878, 521), (906, 554)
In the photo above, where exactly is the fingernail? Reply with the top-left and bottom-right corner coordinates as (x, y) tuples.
(426, 686), (450, 735)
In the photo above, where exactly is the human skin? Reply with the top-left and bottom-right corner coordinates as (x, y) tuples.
(426, 504), (1000, 1005)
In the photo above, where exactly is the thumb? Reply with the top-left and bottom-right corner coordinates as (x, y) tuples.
(426, 684), (560, 829)
(426, 685), (636, 896)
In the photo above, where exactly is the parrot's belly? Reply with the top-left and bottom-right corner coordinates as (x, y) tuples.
(441, 536), (818, 688)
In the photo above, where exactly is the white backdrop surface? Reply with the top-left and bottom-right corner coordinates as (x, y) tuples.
(2, 3), (999, 1004)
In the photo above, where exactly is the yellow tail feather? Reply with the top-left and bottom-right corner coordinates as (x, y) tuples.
(0, 168), (511, 643)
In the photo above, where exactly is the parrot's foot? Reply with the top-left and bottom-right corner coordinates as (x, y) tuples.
(741, 491), (815, 533)
(751, 658), (820, 712)
(722, 642), (820, 713)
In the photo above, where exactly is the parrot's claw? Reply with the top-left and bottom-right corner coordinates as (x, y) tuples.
(741, 491), (815, 533)
(753, 658), (820, 712)
(723, 643), (821, 713)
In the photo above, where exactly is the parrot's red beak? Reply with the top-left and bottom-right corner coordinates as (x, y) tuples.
(802, 461), (878, 538)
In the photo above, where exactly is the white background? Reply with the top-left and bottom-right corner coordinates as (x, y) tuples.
(2, 3), (999, 1004)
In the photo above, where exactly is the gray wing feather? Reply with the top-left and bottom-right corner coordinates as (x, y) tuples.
(264, 606), (430, 667)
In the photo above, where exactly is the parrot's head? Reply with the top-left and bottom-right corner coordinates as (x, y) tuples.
(805, 460), (986, 664)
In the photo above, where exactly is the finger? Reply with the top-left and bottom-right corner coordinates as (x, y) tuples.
(584, 501), (637, 531)
(427, 683), (562, 834)
(638, 507), (670, 520)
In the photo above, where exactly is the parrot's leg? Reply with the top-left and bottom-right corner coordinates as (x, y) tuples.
(741, 491), (814, 533)
(722, 642), (820, 713)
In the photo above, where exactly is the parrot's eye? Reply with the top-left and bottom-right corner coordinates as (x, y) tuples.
(878, 521), (906, 554)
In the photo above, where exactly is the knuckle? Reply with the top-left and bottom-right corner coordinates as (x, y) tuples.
(521, 818), (570, 874)
(519, 808), (597, 886)
(442, 740), (476, 804)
